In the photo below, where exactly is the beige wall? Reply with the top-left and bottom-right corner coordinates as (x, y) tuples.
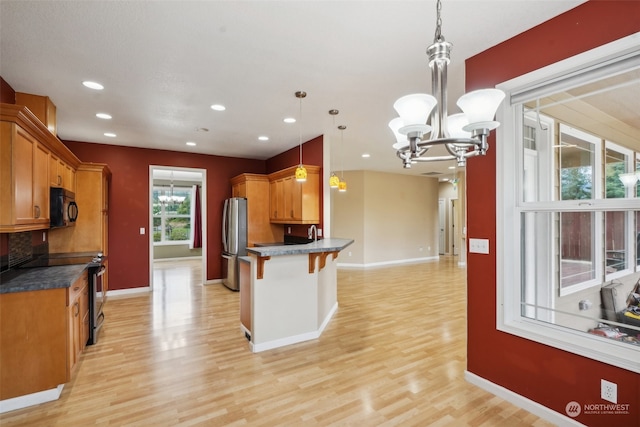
(331, 170), (439, 267)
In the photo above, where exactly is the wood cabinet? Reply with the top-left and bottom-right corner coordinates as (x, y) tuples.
(0, 288), (67, 400)
(268, 165), (320, 224)
(231, 173), (282, 246)
(67, 271), (89, 377)
(1, 104), (81, 233)
(50, 152), (76, 191)
(239, 257), (251, 335)
(16, 92), (57, 136)
(0, 121), (50, 231)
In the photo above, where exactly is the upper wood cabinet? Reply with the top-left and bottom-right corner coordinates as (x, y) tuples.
(16, 92), (57, 136)
(50, 152), (76, 192)
(0, 104), (80, 232)
(231, 173), (282, 246)
(49, 163), (111, 255)
(268, 165), (320, 225)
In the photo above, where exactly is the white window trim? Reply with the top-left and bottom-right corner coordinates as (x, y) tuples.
(496, 33), (640, 373)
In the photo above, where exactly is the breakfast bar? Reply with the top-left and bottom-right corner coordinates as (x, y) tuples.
(240, 238), (353, 352)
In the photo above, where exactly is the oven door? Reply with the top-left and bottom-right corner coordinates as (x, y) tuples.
(88, 264), (106, 345)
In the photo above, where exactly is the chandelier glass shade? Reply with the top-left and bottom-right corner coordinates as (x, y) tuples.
(619, 171), (639, 188)
(389, 0), (505, 169)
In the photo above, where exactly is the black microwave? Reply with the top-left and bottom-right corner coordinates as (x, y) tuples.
(50, 188), (78, 228)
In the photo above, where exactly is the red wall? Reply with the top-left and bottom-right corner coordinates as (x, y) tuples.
(64, 135), (324, 291)
(465, 1), (640, 426)
(64, 141), (265, 290)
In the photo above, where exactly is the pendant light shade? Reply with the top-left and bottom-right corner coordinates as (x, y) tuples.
(338, 180), (347, 192)
(329, 173), (340, 188)
(457, 89), (505, 131)
(393, 93), (436, 136)
(619, 172), (639, 188)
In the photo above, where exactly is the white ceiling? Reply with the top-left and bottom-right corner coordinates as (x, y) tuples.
(0, 0), (586, 180)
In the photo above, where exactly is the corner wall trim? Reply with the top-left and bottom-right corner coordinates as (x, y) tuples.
(464, 371), (586, 427)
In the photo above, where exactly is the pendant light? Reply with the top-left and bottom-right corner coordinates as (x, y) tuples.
(338, 125), (347, 192)
(328, 109), (340, 189)
(294, 91), (307, 182)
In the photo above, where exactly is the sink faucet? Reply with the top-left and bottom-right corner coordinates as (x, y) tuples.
(308, 225), (318, 242)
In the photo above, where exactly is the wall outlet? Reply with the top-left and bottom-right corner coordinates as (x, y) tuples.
(42, 231), (46, 242)
(287, 227), (291, 234)
(601, 379), (617, 403)
(348, 251), (352, 257)
(140, 227), (145, 235)
(318, 228), (322, 237)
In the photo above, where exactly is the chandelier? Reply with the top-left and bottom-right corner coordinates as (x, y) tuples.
(389, 0), (505, 169)
(158, 172), (185, 205)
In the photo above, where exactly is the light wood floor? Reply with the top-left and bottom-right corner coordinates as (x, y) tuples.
(1, 257), (554, 426)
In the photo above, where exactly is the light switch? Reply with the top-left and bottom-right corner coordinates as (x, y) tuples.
(140, 227), (145, 235)
(469, 238), (489, 254)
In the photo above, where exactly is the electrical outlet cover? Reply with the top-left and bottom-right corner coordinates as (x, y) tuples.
(601, 379), (617, 404)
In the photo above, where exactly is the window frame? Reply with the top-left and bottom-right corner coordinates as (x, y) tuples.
(496, 34), (640, 373)
(152, 184), (192, 245)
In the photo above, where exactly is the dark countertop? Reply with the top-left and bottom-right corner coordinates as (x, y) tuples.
(247, 238), (354, 257)
(0, 264), (89, 294)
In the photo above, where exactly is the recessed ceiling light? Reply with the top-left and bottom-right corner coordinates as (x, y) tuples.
(211, 104), (226, 111)
(258, 136), (269, 141)
(448, 166), (456, 170)
(96, 113), (112, 120)
(283, 117), (296, 124)
(104, 132), (116, 138)
(186, 141), (197, 146)
(83, 81), (104, 90)
(361, 153), (370, 158)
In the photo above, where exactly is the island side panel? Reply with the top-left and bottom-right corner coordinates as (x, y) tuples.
(251, 254), (318, 348)
(316, 254), (338, 329)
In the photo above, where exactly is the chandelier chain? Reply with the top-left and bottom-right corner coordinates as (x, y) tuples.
(434, 0), (444, 43)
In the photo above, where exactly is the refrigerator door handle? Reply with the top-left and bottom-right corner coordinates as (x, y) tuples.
(222, 199), (228, 252)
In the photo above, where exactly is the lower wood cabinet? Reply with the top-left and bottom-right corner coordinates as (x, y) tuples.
(0, 271), (89, 401)
(0, 288), (67, 400)
(67, 270), (89, 377)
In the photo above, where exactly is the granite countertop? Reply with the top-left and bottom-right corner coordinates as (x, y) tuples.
(247, 238), (354, 257)
(0, 264), (88, 294)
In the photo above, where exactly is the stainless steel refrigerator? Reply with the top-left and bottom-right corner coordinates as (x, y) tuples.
(221, 197), (248, 291)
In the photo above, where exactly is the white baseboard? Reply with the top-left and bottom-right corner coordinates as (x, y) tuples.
(0, 384), (64, 414)
(107, 286), (151, 298)
(251, 303), (338, 353)
(338, 256), (440, 269)
(464, 371), (586, 427)
(204, 278), (222, 286)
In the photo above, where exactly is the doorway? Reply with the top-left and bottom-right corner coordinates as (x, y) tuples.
(149, 166), (207, 291)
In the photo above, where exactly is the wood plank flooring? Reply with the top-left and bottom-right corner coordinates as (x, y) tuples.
(0, 257), (554, 426)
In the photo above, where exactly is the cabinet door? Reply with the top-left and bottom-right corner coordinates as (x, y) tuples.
(50, 153), (62, 186)
(283, 176), (296, 220)
(63, 163), (75, 192)
(33, 143), (50, 221)
(232, 182), (246, 198)
(67, 299), (81, 376)
(13, 126), (35, 223)
(269, 180), (278, 220)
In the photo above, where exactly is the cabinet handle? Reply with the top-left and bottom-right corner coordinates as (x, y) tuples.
(74, 302), (80, 317)
(34, 205), (40, 218)
(74, 286), (80, 291)
(58, 175), (62, 185)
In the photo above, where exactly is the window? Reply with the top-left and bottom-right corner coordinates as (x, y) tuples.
(497, 35), (640, 372)
(152, 185), (192, 243)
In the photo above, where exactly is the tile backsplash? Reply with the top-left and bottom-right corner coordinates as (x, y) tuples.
(0, 231), (48, 272)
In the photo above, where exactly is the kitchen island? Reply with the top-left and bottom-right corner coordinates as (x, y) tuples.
(241, 238), (353, 352)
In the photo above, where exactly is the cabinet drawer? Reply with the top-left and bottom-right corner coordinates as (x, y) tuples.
(67, 271), (88, 306)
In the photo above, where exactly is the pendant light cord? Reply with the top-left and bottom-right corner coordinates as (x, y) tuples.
(298, 95), (303, 166)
